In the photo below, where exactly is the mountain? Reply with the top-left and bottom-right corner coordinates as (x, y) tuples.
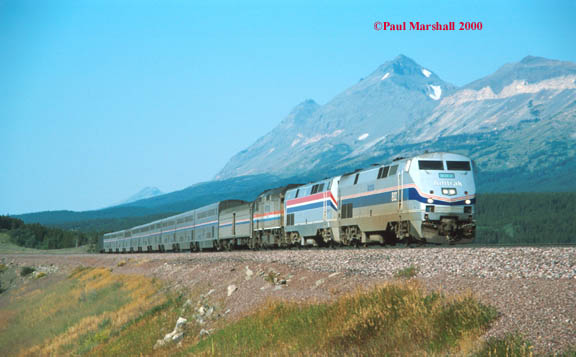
(217, 55), (576, 191)
(16, 174), (301, 231)
(16, 55), (576, 231)
(120, 187), (163, 205)
(216, 55), (456, 179)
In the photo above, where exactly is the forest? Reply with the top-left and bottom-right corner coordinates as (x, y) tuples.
(0, 216), (99, 250)
(474, 192), (575, 244)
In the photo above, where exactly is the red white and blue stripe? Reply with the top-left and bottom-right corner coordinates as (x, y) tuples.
(253, 211), (282, 223)
(285, 191), (338, 214)
(341, 184), (475, 207)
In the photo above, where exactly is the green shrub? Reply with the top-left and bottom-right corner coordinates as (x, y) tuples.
(474, 333), (533, 356)
(395, 264), (418, 279)
(20, 266), (35, 277)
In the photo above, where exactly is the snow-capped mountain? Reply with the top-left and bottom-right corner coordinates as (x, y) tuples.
(216, 55), (455, 179)
(216, 55), (576, 191)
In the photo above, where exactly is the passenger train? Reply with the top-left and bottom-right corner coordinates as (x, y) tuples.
(100, 152), (476, 253)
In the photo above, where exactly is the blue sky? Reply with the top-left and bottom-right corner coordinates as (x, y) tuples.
(1, 0), (574, 214)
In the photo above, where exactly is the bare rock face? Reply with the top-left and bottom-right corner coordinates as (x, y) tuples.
(154, 317), (188, 349)
(227, 284), (237, 296)
(245, 266), (254, 280)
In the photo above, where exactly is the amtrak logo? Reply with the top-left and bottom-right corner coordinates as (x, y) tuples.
(434, 180), (463, 187)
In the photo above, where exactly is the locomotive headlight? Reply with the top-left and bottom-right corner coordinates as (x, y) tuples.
(427, 198), (434, 204)
(465, 199), (471, 204)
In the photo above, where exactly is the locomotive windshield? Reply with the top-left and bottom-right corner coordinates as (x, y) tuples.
(418, 160), (444, 170)
(446, 161), (471, 171)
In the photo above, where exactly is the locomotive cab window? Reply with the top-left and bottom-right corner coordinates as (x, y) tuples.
(446, 161), (471, 171)
(377, 166), (389, 179)
(311, 184), (324, 194)
(389, 165), (398, 176)
(418, 160), (444, 170)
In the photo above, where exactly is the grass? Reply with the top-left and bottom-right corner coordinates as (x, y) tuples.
(0, 267), (169, 356)
(184, 280), (499, 356)
(395, 264), (418, 279)
(0, 232), (91, 254)
(473, 333), (534, 356)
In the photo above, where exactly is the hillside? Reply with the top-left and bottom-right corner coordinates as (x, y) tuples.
(1, 247), (574, 355)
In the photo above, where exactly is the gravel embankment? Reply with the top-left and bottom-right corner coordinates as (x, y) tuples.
(2, 246), (575, 354)
(172, 246), (576, 279)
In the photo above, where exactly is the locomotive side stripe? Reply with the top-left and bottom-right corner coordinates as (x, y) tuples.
(253, 210), (282, 218)
(341, 184), (475, 203)
(286, 200), (338, 214)
(286, 192), (338, 208)
(253, 214), (281, 221)
(341, 188), (475, 207)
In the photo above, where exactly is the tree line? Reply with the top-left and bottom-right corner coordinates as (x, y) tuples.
(474, 192), (576, 244)
(0, 216), (100, 250)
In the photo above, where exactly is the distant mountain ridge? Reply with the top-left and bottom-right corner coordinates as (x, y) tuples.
(120, 187), (163, 205)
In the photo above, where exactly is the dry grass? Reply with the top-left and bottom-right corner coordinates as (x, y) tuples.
(0, 267), (168, 356)
(185, 280), (499, 356)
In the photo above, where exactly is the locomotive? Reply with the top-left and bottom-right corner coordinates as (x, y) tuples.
(101, 152), (476, 253)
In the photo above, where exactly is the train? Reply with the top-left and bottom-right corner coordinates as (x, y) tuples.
(100, 152), (476, 253)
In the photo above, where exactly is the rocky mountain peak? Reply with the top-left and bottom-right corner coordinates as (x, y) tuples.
(216, 54), (458, 180)
(519, 55), (550, 65)
(465, 56), (576, 93)
(121, 187), (163, 205)
(371, 54), (431, 78)
(280, 99), (320, 128)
